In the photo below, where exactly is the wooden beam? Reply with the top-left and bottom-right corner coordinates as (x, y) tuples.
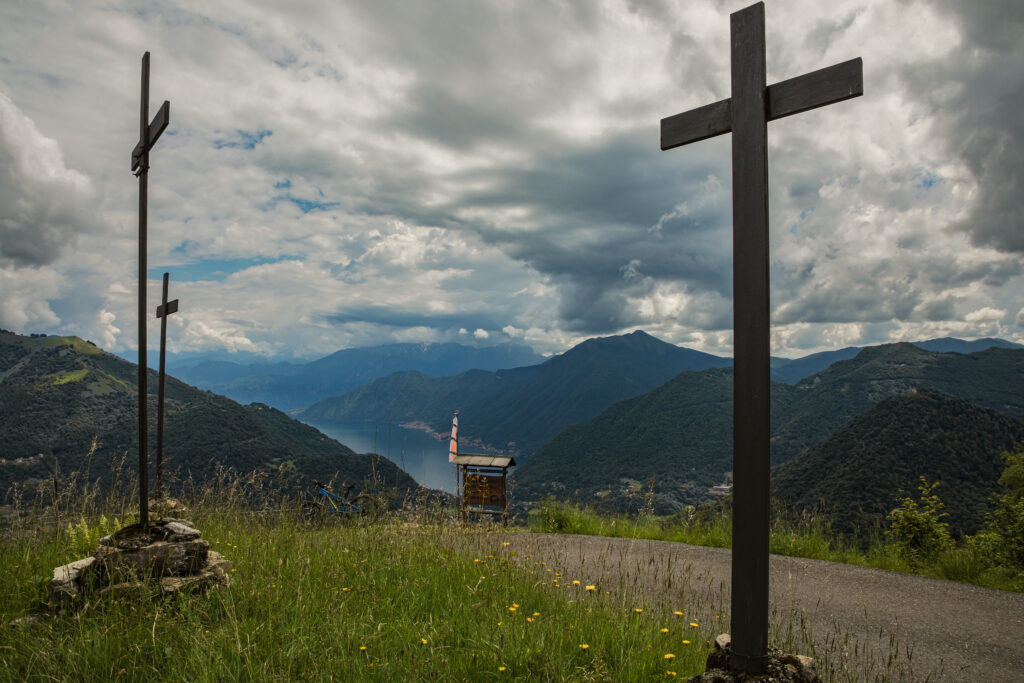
(659, 58), (862, 150)
(660, 98), (731, 150)
(131, 100), (170, 172)
(767, 58), (863, 121)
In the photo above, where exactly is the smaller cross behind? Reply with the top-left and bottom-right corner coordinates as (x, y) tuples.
(154, 272), (179, 500)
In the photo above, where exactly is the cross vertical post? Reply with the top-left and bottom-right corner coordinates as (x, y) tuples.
(729, 4), (771, 671)
(132, 52), (170, 529)
(155, 272), (179, 501)
(659, 2), (862, 674)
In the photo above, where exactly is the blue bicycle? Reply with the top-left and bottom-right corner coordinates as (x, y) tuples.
(301, 480), (381, 525)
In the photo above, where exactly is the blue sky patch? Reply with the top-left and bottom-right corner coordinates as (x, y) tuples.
(149, 256), (295, 283)
(213, 129), (273, 150)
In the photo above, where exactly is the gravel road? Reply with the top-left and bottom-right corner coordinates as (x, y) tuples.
(456, 532), (1024, 682)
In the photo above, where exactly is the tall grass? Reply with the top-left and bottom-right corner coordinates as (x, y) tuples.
(527, 498), (1024, 593)
(0, 458), (941, 681)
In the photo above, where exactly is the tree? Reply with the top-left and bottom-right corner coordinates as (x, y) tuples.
(974, 444), (1024, 575)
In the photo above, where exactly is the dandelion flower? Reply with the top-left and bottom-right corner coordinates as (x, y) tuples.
(359, 646), (367, 651)
(689, 622), (699, 628)
(660, 628), (669, 633)
(512, 603), (519, 608)
(502, 542), (510, 547)
(635, 608), (644, 613)
(586, 585), (596, 591)
(667, 672), (677, 677)
(421, 638), (428, 645)
(664, 653), (676, 660)
(682, 640), (691, 645)
(533, 612), (540, 617)
(527, 618), (533, 623)
(497, 622), (502, 626)
(572, 580), (581, 586)
(509, 607), (517, 612)
(674, 611), (683, 616)
(499, 666), (507, 672)
(579, 644), (589, 650)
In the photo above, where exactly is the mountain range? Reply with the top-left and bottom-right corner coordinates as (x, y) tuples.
(511, 343), (1024, 518)
(299, 330), (733, 458)
(165, 341), (543, 411)
(0, 331), (421, 499)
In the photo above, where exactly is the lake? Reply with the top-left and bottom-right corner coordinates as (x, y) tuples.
(302, 420), (458, 493)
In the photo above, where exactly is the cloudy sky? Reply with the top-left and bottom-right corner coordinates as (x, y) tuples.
(0, 0), (1021, 361)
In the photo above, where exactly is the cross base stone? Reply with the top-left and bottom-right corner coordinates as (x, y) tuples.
(688, 634), (820, 683)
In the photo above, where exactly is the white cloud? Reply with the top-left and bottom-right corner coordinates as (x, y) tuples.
(473, 328), (489, 340)
(0, 0), (1020, 360)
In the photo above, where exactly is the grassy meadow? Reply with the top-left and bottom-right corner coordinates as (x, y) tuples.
(1, 458), (994, 681)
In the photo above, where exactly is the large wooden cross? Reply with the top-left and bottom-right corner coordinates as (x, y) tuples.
(132, 52), (170, 529)
(659, 3), (862, 674)
(155, 272), (179, 500)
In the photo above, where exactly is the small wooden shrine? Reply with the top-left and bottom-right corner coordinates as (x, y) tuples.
(453, 454), (516, 526)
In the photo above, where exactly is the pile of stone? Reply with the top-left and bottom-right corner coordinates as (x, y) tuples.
(48, 518), (231, 612)
(688, 634), (820, 683)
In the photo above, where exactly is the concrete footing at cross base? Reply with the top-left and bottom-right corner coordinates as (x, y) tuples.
(688, 634), (820, 683)
(46, 518), (231, 613)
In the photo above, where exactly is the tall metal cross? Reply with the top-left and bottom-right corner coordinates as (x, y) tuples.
(132, 52), (170, 529)
(155, 272), (179, 501)
(659, 2), (862, 674)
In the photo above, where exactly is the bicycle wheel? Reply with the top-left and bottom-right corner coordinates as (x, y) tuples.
(352, 494), (381, 523)
(300, 500), (326, 526)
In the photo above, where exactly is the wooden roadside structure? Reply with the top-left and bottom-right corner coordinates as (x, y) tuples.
(454, 454), (515, 526)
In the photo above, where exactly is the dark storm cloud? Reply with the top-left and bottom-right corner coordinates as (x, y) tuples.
(903, 0), (1024, 253)
(442, 128), (734, 331)
(325, 304), (504, 332)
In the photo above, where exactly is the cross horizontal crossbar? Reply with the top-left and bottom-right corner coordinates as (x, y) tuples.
(156, 299), (179, 318)
(131, 100), (170, 171)
(660, 57), (862, 150)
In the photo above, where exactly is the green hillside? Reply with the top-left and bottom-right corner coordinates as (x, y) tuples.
(0, 331), (421, 498)
(771, 343), (1024, 465)
(512, 369), (799, 512)
(299, 330), (731, 458)
(772, 390), (1024, 536)
(512, 344), (1024, 515)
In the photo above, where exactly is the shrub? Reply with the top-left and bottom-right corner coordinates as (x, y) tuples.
(885, 476), (952, 565)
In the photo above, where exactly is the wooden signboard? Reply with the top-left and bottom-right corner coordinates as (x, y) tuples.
(464, 473), (506, 508)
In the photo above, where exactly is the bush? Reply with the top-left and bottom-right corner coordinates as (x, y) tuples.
(885, 476), (952, 565)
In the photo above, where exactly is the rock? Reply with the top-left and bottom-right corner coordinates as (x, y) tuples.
(48, 556), (96, 609)
(46, 518), (228, 613)
(688, 634), (820, 683)
(93, 539), (209, 583)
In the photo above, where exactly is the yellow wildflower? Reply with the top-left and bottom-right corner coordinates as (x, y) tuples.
(585, 585), (596, 591)
(499, 666), (507, 672)
(690, 622), (698, 628)
(660, 628), (669, 633)
(421, 638), (428, 645)
(579, 644), (589, 650)
(664, 653), (676, 660)
(682, 640), (691, 645)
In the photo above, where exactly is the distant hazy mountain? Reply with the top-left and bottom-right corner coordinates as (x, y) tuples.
(511, 343), (1024, 512)
(773, 390), (1024, 536)
(300, 330), (732, 458)
(0, 331), (421, 497)
(169, 341), (544, 411)
(770, 337), (1023, 384)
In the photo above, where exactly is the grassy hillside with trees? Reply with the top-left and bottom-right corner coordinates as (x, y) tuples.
(0, 331), (420, 499)
(772, 390), (1024, 536)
